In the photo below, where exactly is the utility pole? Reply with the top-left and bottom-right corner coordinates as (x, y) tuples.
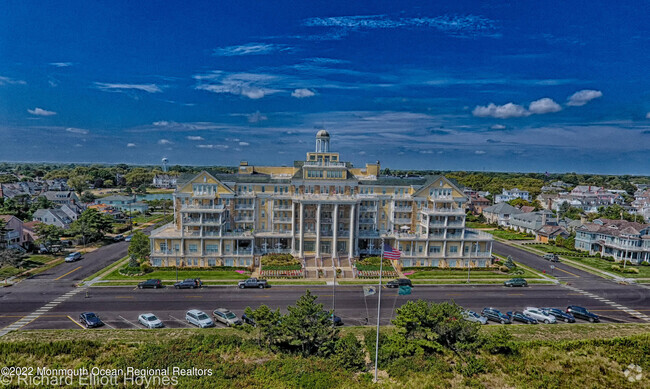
(373, 238), (385, 383)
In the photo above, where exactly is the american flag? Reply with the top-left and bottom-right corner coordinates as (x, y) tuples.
(383, 243), (401, 260)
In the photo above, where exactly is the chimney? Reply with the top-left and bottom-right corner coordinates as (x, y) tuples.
(542, 211), (547, 226)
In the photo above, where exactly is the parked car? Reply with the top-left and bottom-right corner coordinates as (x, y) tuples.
(462, 310), (488, 325)
(125, 235), (133, 242)
(481, 308), (511, 324)
(138, 279), (162, 289)
(321, 311), (343, 326)
(542, 308), (575, 323)
(65, 252), (82, 262)
(241, 313), (256, 326)
(79, 312), (103, 328)
(543, 253), (559, 262)
(523, 307), (556, 324)
(567, 305), (600, 323)
(507, 311), (538, 324)
(238, 278), (268, 289)
(174, 278), (202, 289)
(386, 278), (413, 288)
(212, 308), (242, 326)
(113, 234), (125, 241)
(504, 278), (528, 287)
(185, 309), (214, 328)
(138, 313), (164, 328)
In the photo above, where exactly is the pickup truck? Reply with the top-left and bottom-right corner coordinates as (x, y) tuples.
(238, 278), (268, 289)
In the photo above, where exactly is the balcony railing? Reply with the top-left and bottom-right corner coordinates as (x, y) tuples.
(203, 219), (222, 225)
(235, 217), (254, 222)
(394, 206), (412, 212)
(235, 204), (255, 210)
(394, 218), (411, 224)
(181, 204), (225, 211)
(359, 218), (375, 224)
(304, 161), (346, 167)
(421, 207), (464, 214)
(182, 218), (201, 224)
(182, 231), (201, 237)
(359, 206), (376, 212)
(273, 217), (292, 223)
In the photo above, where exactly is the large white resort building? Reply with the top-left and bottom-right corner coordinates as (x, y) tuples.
(149, 131), (494, 269)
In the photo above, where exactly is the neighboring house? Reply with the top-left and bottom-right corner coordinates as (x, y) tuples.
(152, 174), (178, 189)
(1, 182), (43, 199)
(551, 186), (623, 214)
(632, 189), (650, 222)
(519, 205), (535, 214)
(0, 215), (26, 249)
(494, 188), (530, 203)
(95, 195), (148, 213)
(22, 221), (40, 245)
(482, 203), (522, 227)
(44, 179), (69, 191)
(508, 210), (557, 235)
(575, 219), (650, 264)
(467, 194), (491, 215)
(536, 225), (570, 243)
(88, 204), (125, 220)
(43, 190), (80, 206)
(59, 204), (83, 221)
(32, 208), (74, 229)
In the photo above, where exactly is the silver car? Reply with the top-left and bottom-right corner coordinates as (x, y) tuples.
(138, 313), (164, 328)
(462, 310), (488, 325)
(186, 309), (214, 328)
(213, 308), (242, 327)
(523, 307), (557, 324)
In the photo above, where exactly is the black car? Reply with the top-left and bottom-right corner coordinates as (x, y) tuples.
(542, 307), (576, 323)
(386, 278), (412, 288)
(507, 311), (538, 324)
(321, 311), (343, 326)
(174, 278), (202, 289)
(567, 305), (600, 323)
(79, 312), (104, 328)
(241, 313), (256, 326)
(481, 308), (512, 324)
(138, 279), (162, 289)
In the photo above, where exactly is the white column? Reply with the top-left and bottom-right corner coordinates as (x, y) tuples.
(316, 203), (321, 258)
(333, 203), (339, 259)
(349, 204), (355, 259)
(291, 202), (296, 253)
(355, 203), (360, 256)
(299, 202), (304, 258)
(269, 199), (274, 232)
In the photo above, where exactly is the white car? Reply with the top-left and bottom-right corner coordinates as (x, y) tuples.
(138, 313), (164, 328)
(186, 309), (214, 328)
(462, 310), (488, 325)
(65, 252), (82, 262)
(523, 307), (557, 324)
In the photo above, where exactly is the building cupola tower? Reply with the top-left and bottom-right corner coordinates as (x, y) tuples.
(315, 130), (330, 153)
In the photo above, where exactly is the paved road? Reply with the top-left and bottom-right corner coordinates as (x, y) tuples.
(2, 284), (648, 331)
(493, 241), (650, 322)
(1, 237), (649, 333)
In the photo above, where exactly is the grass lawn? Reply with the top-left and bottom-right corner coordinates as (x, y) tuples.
(466, 222), (494, 229)
(131, 214), (166, 224)
(487, 230), (534, 240)
(1, 254), (62, 280)
(526, 243), (582, 255)
(564, 255), (650, 278)
(103, 267), (250, 281)
(406, 267), (539, 280)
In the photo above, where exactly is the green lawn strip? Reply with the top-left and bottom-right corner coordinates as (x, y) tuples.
(1, 255), (64, 281)
(486, 230), (534, 240)
(465, 222), (494, 229)
(564, 256), (650, 278)
(102, 268), (250, 281)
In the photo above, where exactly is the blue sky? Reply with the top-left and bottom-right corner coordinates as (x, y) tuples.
(1, 1), (650, 174)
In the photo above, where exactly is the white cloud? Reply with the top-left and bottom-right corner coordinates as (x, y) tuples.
(472, 103), (529, 119)
(474, 150), (486, 155)
(213, 43), (288, 56)
(153, 121), (169, 126)
(186, 136), (204, 141)
(646, 112), (650, 119)
(0, 76), (26, 85)
(197, 144), (229, 150)
(194, 71), (281, 99)
(49, 62), (73, 67)
(567, 89), (602, 106)
(127, 143), (136, 148)
(491, 124), (506, 130)
(238, 141), (250, 146)
(28, 107), (56, 116)
(247, 111), (268, 123)
(74, 144), (83, 148)
(65, 127), (89, 135)
(291, 88), (316, 98)
(359, 151), (366, 155)
(528, 98), (562, 114)
(158, 139), (172, 145)
(95, 82), (162, 93)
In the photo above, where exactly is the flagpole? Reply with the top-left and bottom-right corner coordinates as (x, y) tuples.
(373, 238), (384, 383)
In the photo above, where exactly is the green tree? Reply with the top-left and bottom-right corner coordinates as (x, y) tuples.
(0, 249), (24, 268)
(127, 231), (150, 263)
(80, 191), (96, 203)
(332, 333), (366, 372)
(125, 168), (154, 187)
(70, 209), (113, 244)
(34, 223), (64, 250)
(67, 174), (91, 193)
(244, 305), (283, 349)
(0, 219), (7, 249)
(278, 290), (338, 357)
(392, 300), (480, 353)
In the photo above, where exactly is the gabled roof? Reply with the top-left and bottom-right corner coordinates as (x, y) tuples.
(483, 202), (522, 215)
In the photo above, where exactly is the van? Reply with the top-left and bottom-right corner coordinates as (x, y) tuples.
(65, 252), (82, 262)
(543, 253), (559, 262)
(185, 310), (214, 328)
